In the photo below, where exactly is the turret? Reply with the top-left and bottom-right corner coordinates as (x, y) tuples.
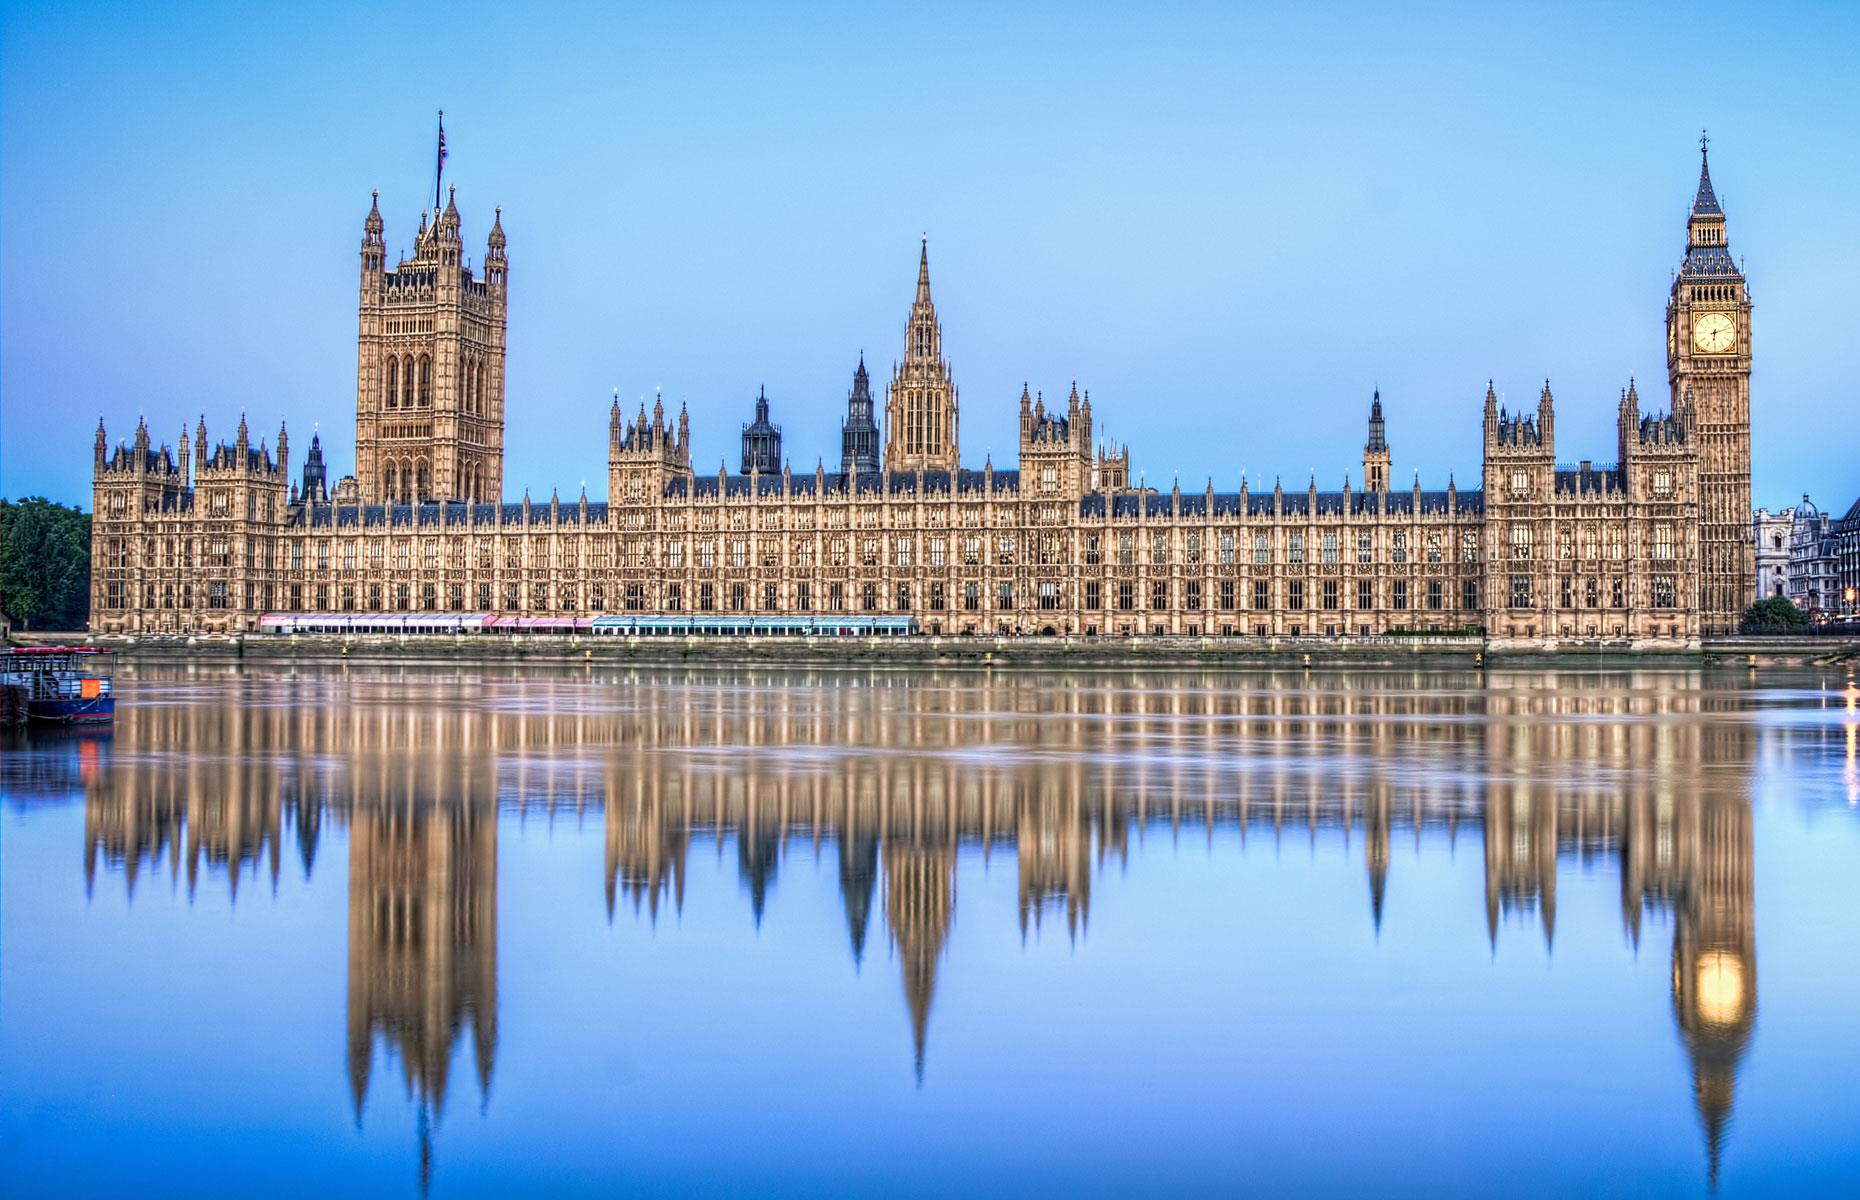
(1362, 390), (1391, 492)
(360, 190), (385, 283)
(740, 386), (782, 476)
(840, 354), (881, 475)
(486, 207), (507, 289)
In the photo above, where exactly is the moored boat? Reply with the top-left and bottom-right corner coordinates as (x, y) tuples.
(0, 647), (115, 725)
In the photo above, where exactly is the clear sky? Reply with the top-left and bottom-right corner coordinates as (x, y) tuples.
(2, 1), (1855, 510)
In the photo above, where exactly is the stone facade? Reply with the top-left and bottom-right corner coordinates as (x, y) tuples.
(89, 147), (1751, 645)
(353, 189), (508, 505)
(1784, 494), (1860, 617)
(1752, 506), (1793, 600)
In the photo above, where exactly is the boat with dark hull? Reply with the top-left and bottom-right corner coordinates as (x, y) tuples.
(0, 647), (115, 725)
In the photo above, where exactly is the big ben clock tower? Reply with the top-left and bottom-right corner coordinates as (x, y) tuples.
(1667, 134), (1753, 634)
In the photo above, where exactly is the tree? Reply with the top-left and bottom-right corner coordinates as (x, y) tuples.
(0, 497), (92, 631)
(1738, 595), (1809, 634)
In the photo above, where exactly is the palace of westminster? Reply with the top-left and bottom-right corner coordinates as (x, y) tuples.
(88, 142), (1755, 641)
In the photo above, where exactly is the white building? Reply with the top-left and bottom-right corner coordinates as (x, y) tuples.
(1752, 506), (1793, 600)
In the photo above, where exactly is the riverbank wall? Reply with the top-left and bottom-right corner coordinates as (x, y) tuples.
(11, 630), (1857, 668)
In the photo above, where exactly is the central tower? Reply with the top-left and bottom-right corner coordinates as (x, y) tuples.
(884, 240), (959, 473)
(355, 185), (508, 505)
(1666, 136), (1752, 633)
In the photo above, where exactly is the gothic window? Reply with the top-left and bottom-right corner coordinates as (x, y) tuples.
(1151, 580), (1168, 610)
(830, 537), (848, 567)
(1654, 524), (1674, 559)
(418, 356), (432, 407)
(1510, 525), (1532, 559)
(1288, 533), (1305, 564)
(1041, 466), (1058, 493)
(1150, 533), (1167, 565)
(897, 537), (913, 568)
(928, 582), (944, 611)
(1558, 529), (1573, 560)
(698, 540), (715, 568)
(1186, 533), (1202, 565)
(1462, 579), (1479, 611)
(1607, 529), (1625, 561)
(1509, 576), (1531, 608)
(1428, 579), (1444, 610)
(1117, 581), (1134, 611)
(415, 460), (429, 500)
(1252, 533), (1269, 565)
(1288, 579), (1305, 609)
(387, 357), (400, 408)
(965, 582), (981, 611)
(1252, 580), (1269, 610)
(996, 536), (1015, 566)
(402, 358), (415, 409)
(1357, 532), (1373, 564)
(1219, 532), (1236, 565)
(1086, 580), (1103, 610)
(1509, 470), (1528, 497)
(1653, 470), (1673, 499)
(1653, 576), (1676, 608)
(1322, 580), (1339, 610)
(1185, 580), (1201, 610)
(897, 583), (911, 611)
(1322, 532), (1338, 565)
(930, 537), (946, 567)
(1357, 579), (1372, 609)
(1220, 579), (1236, 611)
(1391, 580), (1407, 610)
(999, 583), (1016, 610)
(1086, 534), (1101, 566)
(1426, 532), (1442, 564)
(731, 539), (748, 568)
(1391, 531), (1407, 563)
(1118, 534), (1134, 567)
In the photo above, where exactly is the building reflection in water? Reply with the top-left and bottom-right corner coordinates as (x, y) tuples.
(74, 665), (1777, 1183)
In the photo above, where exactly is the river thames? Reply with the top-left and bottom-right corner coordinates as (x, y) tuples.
(3, 663), (1857, 1197)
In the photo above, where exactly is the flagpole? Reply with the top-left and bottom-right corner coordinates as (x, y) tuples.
(433, 109), (445, 212)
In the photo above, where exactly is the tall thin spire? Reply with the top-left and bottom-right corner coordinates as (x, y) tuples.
(1692, 129), (1721, 216)
(915, 235), (931, 305)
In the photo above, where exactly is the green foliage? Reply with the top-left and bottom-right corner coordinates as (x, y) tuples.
(1739, 596), (1809, 634)
(0, 497), (92, 631)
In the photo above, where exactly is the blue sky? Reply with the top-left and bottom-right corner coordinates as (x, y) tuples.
(2, 1), (1855, 509)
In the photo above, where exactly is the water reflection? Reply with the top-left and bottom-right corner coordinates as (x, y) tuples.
(51, 665), (1822, 1187)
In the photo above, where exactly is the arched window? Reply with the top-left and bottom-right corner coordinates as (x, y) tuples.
(463, 356), (475, 414)
(402, 358), (415, 409)
(386, 356), (400, 408)
(477, 362), (488, 414)
(419, 356), (432, 407)
(384, 463), (397, 500)
(416, 459), (429, 501)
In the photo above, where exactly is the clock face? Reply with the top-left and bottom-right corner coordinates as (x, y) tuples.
(1693, 311), (1736, 354)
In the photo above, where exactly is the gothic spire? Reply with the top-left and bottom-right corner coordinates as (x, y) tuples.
(1692, 130), (1722, 217)
(1366, 390), (1387, 453)
(915, 235), (932, 306)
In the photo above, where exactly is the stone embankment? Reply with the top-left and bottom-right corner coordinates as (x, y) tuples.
(10, 630), (1857, 667)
